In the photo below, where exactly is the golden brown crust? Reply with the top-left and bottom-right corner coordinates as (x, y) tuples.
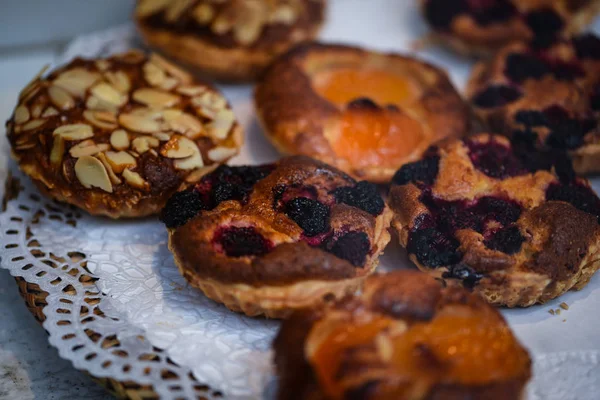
(165, 156), (393, 317)
(5, 51), (242, 218)
(467, 36), (600, 175)
(135, 0), (326, 82)
(389, 134), (600, 307)
(421, 0), (600, 57)
(274, 271), (532, 400)
(254, 42), (470, 183)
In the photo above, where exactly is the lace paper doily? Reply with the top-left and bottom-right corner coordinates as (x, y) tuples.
(2, 12), (600, 400)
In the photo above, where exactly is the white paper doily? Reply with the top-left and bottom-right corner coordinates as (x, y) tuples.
(2, 2), (600, 399)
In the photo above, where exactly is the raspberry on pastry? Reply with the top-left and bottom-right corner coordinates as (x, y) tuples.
(5, 51), (242, 219)
(274, 270), (531, 400)
(420, 0), (600, 57)
(389, 134), (600, 307)
(161, 156), (393, 318)
(134, 0), (326, 82)
(468, 34), (600, 174)
(254, 42), (470, 183)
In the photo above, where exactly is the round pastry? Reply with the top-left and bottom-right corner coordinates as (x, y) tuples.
(254, 42), (470, 183)
(135, 0), (326, 82)
(468, 34), (600, 174)
(5, 51), (242, 218)
(389, 133), (600, 307)
(421, 0), (600, 56)
(274, 270), (532, 400)
(161, 156), (393, 318)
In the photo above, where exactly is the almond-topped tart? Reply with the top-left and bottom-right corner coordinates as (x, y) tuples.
(5, 51), (242, 218)
(421, 0), (600, 57)
(254, 42), (470, 183)
(160, 156), (393, 318)
(135, 0), (326, 82)
(274, 271), (532, 400)
(389, 133), (600, 307)
(468, 33), (600, 174)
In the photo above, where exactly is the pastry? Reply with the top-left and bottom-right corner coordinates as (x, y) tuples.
(421, 0), (600, 57)
(274, 270), (532, 399)
(5, 51), (242, 218)
(468, 34), (600, 174)
(389, 134), (600, 307)
(161, 156), (393, 318)
(254, 42), (470, 183)
(135, 0), (326, 82)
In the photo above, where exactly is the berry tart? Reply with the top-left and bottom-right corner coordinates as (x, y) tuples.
(274, 270), (531, 399)
(135, 0), (326, 82)
(161, 156), (393, 318)
(254, 42), (470, 183)
(421, 0), (600, 57)
(389, 134), (600, 307)
(468, 33), (600, 174)
(5, 51), (242, 218)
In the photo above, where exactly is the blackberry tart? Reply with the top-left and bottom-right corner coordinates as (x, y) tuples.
(161, 156), (393, 318)
(468, 34), (600, 174)
(274, 270), (531, 399)
(135, 0), (326, 82)
(254, 42), (470, 183)
(421, 0), (600, 56)
(389, 134), (600, 307)
(5, 51), (242, 218)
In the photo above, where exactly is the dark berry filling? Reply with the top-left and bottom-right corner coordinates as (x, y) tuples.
(408, 224), (462, 268)
(284, 197), (330, 237)
(546, 183), (600, 222)
(590, 84), (600, 111)
(525, 9), (564, 38)
(471, 85), (522, 108)
(466, 138), (528, 179)
(468, 0), (517, 26)
(573, 34), (600, 60)
(160, 190), (206, 228)
(392, 149), (440, 187)
(424, 0), (467, 29)
(347, 97), (381, 111)
(442, 264), (484, 289)
(322, 231), (371, 267)
(213, 226), (273, 258)
(332, 181), (384, 216)
(505, 53), (551, 83)
(484, 226), (525, 254)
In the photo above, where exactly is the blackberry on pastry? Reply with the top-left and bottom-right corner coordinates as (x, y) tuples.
(421, 0), (600, 57)
(254, 42), (470, 183)
(161, 156), (393, 318)
(274, 271), (531, 399)
(389, 134), (600, 307)
(5, 51), (242, 218)
(135, 0), (326, 82)
(468, 34), (600, 174)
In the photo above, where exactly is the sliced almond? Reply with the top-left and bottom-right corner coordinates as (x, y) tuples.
(53, 68), (101, 98)
(69, 141), (110, 158)
(160, 135), (197, 158)
(143, 61), (166, 86)
(117, 50), (146, 64)
(53, 124), (94, 141)
(232, 1), (267, 45)
(152, 132), (172, 141)
(95, 60), (111, 71)
(110, 129), (130, 150)
(162, 108), (183, 121)
(169, 112), (205, 139)
(42, 107), (59, 118)
(131, 136), (160, 154)
(50, 136), (65, 166)
(185, 164), (218, 183)
(119, 113), (161, 133)
(83, 110), (118, 130)
(86, 95), (118, 113)
(166, 0), (194, 22)
(136, 0), (171, 17)
(207, 109), (235, 140)
(19, 65), (49, 101)
(122, 168), (149, 191)
(22, 119), (46, 131)
(48, 85), (75, 110)
(14, 105), (30, 124)
(192, 92), (226, 119)
(30, 103), (44, 119)
(96, 152), (122, 185)
(105, 151), (137, 173)
(177, 85), (207, 97)
(90, 82), (128, 107)
(193, 3), (214, 24)
(133, 88), (180, 108)
(74, 155), (113, 192)
(207, 146), (237, 162)
(270, 5), (297, 24)
(174, 151), (204, 170)
(150, 53), (192, 84)
(104, 71), (131, 94)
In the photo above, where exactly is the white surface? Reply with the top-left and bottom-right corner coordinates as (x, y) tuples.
(1, 1), (600, 399)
